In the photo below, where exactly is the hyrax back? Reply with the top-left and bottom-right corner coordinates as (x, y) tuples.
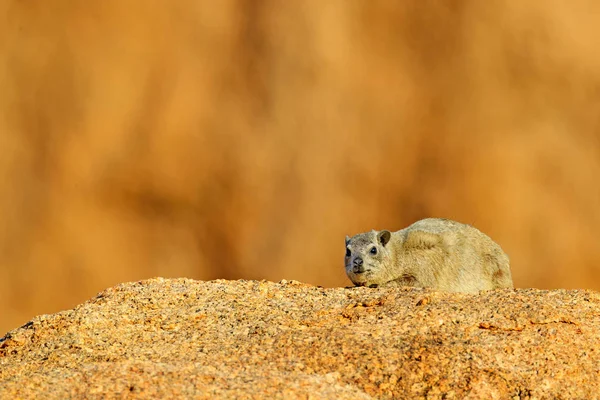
(344, 218), (513, 293)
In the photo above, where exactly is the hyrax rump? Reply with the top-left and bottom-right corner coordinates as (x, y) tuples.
(344, 218), (513, 293)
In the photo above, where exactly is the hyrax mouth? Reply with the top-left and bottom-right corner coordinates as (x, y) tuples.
(351, 274), (371, 285)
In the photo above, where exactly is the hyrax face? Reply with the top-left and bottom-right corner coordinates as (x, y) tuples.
(345, 230), (392, 287)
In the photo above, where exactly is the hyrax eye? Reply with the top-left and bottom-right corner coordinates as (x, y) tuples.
(346, 247), (351, 257)
(370, 247), (377, 255)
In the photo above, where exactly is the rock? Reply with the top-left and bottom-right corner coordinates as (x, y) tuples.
(1, 278), (599, 398)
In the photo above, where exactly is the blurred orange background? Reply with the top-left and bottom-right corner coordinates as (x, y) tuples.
(2, 1), (600, 334)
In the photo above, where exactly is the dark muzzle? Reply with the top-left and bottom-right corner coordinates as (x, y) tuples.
(352, 257), (365, 273)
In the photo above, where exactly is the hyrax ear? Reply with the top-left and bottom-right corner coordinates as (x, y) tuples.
(378, 230), (391, 247)
(345, 235), (350, 245)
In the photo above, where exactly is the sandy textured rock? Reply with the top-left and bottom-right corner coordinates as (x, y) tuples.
(1, 278), (599, 399)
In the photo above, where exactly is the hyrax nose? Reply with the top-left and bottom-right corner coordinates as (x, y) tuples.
(352, 257), (365, 273)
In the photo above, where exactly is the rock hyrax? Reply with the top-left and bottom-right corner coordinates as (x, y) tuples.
(345, 218), (513, 293)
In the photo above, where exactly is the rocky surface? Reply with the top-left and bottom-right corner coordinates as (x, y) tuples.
(1, 278), (599, 399)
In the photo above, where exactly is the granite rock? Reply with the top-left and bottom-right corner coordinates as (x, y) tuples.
(1, 278), (599, 399)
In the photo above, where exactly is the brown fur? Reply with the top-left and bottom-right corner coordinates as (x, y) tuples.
(345, 218), (513, 293)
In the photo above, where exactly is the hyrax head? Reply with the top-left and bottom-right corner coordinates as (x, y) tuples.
(345, 230), (392, 287)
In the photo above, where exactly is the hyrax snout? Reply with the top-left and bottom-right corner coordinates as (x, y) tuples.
(344, 218), (513, 293)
